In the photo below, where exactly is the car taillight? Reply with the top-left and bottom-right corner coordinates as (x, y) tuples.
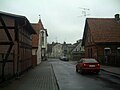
(83, 63), (87, 67)
(97, 64), (100, 67)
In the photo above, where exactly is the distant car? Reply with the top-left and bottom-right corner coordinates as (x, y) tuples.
(60, 56), (69, 61)
(76, 58), (100, 74)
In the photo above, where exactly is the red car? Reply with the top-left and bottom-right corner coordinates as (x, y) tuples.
(76, 58), (100, 74)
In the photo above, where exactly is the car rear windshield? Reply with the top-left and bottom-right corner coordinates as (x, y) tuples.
(83, 59), (98, 63)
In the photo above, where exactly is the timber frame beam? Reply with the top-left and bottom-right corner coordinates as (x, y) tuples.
(0, 15), (14, 61)
(0, 16), (13, 41)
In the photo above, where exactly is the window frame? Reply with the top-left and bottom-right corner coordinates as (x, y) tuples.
(104, 47), (111, 55)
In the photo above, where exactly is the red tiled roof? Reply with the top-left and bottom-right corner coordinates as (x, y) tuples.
(31, 19), (44, 48)
(32, 19), (44, 34)
(87, 18), (120, 43)
(0, 11), (36, 34)
(31, 19), (48, 48)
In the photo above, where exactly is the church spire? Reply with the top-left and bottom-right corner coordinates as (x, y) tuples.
(39, 14), (41, 20)
(38, 14), (42, 23)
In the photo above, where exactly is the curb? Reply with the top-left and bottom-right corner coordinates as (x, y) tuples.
(101, 69), (120, 79)
(51, 64), (60, 90)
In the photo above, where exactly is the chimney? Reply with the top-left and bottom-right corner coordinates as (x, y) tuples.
(115, 14), (120, 21)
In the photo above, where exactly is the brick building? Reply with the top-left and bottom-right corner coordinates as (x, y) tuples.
(32, 19), (48, 62)
(0, 11), (36, 82)
(82, 14), (120, 66)
(32, 19), (44, 66)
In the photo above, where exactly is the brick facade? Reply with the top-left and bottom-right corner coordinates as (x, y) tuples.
(82, 18), (120, 66)
(0, 12), (36, 82)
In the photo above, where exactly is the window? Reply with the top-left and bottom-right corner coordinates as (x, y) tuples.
(80, 48), (81, 51)
(104, 47), (111, 55)
(76, 49), (77, 51)
(88, 48), (92, 58)
(117, 47), (120, 55)
(83, 59), (98, 63)
(78, 59), (83, 63)
(42, 37), (44, 45)
(35, 50), (37, 55)
(41, 31), (44, 46)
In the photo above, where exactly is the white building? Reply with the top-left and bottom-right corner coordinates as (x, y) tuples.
(32, 19), (48, 66)
(71, 39), (85, 60)
(40, 29), (48, 60)
(51, 43), (63, 58)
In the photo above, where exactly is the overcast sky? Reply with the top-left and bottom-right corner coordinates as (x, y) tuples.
(0, 0), (120, 44)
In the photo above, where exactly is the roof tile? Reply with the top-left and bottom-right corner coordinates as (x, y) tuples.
(87, 18), (120, 43)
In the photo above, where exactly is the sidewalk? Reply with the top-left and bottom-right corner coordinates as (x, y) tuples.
(101, 65), (120, 76)
(0, 61), (58, 90)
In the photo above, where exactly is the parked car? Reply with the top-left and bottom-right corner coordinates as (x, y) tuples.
(76, 58), (100, 74)
(59, 56), (69, 61)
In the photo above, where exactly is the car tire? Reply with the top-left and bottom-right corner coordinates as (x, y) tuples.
(96, 71), (100, 74)
(76, 68), (78, 72)
(79, 68), (83, 74)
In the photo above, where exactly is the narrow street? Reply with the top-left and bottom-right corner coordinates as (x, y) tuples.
(0, 59), (120, 90)
(50, 59), (120, 90)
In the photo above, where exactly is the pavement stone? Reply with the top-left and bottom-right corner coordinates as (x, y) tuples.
(0, 61), (58, 90)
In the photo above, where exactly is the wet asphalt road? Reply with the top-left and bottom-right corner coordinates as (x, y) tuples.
(49, 59), (120, 90)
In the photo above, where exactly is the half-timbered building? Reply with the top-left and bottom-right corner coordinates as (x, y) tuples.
(0, 11), (36, 82)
